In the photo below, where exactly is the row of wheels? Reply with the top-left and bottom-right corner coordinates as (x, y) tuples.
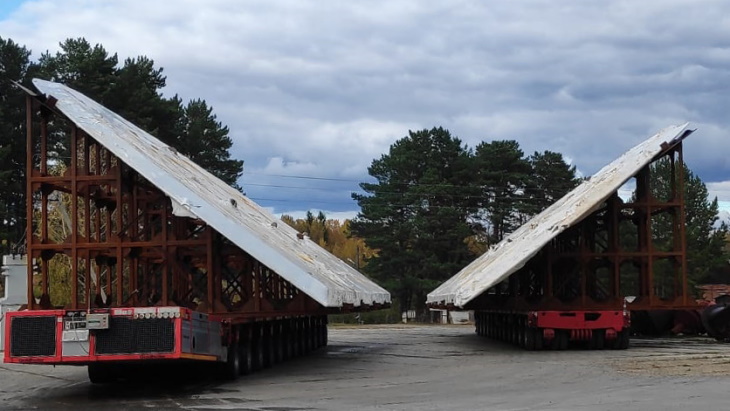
(88, 315), (329, 383)
(474, 311), (629, 350)
(220, 315), (329, 380)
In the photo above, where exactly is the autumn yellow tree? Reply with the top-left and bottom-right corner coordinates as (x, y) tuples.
(280, 213), (375, 270)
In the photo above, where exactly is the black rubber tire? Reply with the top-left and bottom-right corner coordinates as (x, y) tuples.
(292, 321), (301, 357)
(273, 324), (284, 363)
(304, 318), (313, 353)
(298, 319), (307, 355)
(524, 326), (536, 351)
(252, 331), (265, 370)
(88, 363), (116, 384)
(559, 330), (569, 350)
(590, 329), (606, 350)
(321, 321), (328, 347)
(517, 320), (526, 348)
(219, 344), (240, 380)
(262, 324), (274, 368)
(282, 322), (293, 360)
(621, 329), (630, 349)
(535, 328), (544, 350)
(239, 342), (253, 375)
(612, 330), (630, 350)
(313, 319), (321, 348)
(551, 330), (568, 350)
(549, 332), (561, 350)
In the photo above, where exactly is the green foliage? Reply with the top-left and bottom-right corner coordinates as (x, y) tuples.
(173, 99), (243, 187)
(35, 38), (118, 103)
(0, 37), (32, 246)
(650, 158), (729, 285)
(352, 128), (581, 313)
(473, 140), (531, 243)
(109, 56), (169, 133)
(328, 304), (402, 324)
(524, 150), (580, 216)
(351, 127), (477, 311)
(0, 37), (245, 250)
(32, 37), (244, 187)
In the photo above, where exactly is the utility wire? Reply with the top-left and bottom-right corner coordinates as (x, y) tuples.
(249, 197), (556, 208)
(244, 181), (578, 200)
(243, 171), (583, 190)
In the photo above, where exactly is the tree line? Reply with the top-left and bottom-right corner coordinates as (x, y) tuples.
(348, 127), (580, 310)
(0, 36), (244, 249)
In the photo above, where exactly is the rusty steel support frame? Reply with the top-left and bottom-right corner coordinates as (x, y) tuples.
(466, 144), (691, 312)
(24, 96), (326, 320)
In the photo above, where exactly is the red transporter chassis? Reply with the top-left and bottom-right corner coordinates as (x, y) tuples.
(3, 306), (328, 372)
(474, 309), (631, 350)
(4, 307), (223, 365)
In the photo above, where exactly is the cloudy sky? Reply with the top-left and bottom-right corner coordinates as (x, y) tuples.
(2, 0), (730, 219)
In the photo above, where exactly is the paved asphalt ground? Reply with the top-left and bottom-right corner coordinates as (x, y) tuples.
(1, 325), (729, 410)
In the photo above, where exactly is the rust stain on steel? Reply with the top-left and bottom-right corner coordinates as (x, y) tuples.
(427, 123), (691, 308)
(32, 79), (390, 309)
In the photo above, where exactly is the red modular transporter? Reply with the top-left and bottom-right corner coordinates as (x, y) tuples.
(428, 124), (699, 350)
(4, 80), (390, 382)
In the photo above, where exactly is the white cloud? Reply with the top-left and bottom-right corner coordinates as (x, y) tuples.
(3, 0), (730, 214)
(707, 182), (730, 210)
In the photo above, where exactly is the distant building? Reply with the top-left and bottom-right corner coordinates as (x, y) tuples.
(0, 255), (27, 351)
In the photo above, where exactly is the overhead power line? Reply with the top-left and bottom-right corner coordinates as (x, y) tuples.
(243, 171), (584, 190)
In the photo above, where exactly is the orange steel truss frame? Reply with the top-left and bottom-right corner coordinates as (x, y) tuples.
(24, 95), (326, 320)
(464, 142), (692, 312)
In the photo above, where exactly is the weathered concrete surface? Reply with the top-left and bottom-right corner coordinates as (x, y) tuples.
(1, 325), (729, 410)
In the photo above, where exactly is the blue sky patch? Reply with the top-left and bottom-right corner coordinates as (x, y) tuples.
(0, 0), (24, 20)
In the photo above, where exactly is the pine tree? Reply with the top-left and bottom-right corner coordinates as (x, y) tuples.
(649, 158), (729, 285)
(351, 127), (477, 312)
(34, 38), (118, 104)
(473, 140), (531, 244)
(175, 99), (243, 188)
(523, 150), (580, 217)
(108, 56), (168, 133)
(32, 38), (244, 189)
(0, 36), (246, 248)
(0, 37), (32, 247)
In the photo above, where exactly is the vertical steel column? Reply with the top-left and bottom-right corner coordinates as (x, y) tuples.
(206, 226), (214, 312)
(130, 181), (139, 306)
(579, 222), (588, 305)
(39, 112), (49, 300)
(676, 145), (688, 305)
(644, 168), (654, 307)
(161, 200), (169, 305)
(635, 168), (652, 304)
(253, 261), (261, 312)
(545, 247), (553, 298)
(70, 126), (79, 309)
(25, 96), (34, 309)
(116, 159), (124, 306)
(608, 195), (621, 298)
